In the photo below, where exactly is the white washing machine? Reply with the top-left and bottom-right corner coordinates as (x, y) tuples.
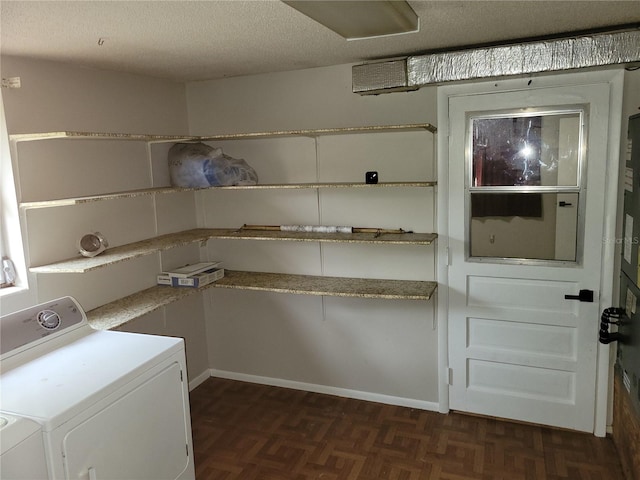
(0, 296), (195, 480)
(0, 412), (48, 479)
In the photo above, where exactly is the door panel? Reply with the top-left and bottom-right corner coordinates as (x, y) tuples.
(467, 275), (578, 312)
(467, 318), (577, 361)
(447, 81), (614, 432)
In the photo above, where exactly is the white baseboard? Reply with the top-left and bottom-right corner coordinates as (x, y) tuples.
(188, 369), (212, 391)
(208, 369), (440, 412)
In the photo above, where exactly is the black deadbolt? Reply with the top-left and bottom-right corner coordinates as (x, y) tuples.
(564, 289), (594, 302)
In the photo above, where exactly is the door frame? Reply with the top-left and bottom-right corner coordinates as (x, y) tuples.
(436, 69), (624, 436)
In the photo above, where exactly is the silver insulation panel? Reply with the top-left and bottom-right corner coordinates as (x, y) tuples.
(353, 29), (640, 94)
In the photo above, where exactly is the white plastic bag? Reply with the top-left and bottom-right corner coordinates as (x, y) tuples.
(168, 142), (258, 187)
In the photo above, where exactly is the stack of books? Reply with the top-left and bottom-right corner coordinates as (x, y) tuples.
(157, 261), (224, 288)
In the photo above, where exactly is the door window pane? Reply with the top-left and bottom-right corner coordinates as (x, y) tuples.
(472, 113), (581, 187)
(470, 192), (579, 261)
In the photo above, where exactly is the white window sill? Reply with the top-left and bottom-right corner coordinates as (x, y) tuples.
(0, 285), (28, 298)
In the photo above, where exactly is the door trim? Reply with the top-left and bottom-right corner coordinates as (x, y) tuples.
(436, 70), (623, 435)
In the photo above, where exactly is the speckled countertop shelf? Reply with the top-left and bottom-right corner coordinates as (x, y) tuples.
(214, 270), (437, 301)
(29, 229), (217, 273)
(29, 228), (436, 273)
(87, 270), (437, 330)
(11, 123), (436, 144)
(87, 285), (199, 330)
(20, 182), (436, 210)
(207, 229), (437, 245)
(212, 182), (436, 189)
(10, 131), (195, 142)
(20, 186), (199, 209)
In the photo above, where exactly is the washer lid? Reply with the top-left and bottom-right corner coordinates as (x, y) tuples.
(0, 329), (183, 431)
(0, 413), (42, 454)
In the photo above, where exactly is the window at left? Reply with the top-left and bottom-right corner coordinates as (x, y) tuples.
(1, 91), (27, 291)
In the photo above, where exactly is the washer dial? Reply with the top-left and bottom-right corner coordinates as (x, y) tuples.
(37, 309), (61, 330)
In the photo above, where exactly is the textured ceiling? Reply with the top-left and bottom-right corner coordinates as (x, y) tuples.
(1, 1), (639, 82)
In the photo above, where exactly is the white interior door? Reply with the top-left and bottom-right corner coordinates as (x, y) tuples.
(446, 76), (618, 433)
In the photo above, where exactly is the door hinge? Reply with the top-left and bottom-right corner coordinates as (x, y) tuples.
(446, 247), (451, 266)
(448, 367), (453, 385)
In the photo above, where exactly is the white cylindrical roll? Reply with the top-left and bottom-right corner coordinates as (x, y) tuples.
(280, 225), (352, 233)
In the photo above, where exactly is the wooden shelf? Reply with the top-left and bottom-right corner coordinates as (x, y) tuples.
(87, 270), (437, 330)
(29, 228), (436, 273)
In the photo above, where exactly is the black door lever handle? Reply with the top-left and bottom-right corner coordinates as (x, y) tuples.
(565, 289), (594, 302)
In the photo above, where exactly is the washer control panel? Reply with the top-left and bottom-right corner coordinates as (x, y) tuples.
(0, 296), (86, 358)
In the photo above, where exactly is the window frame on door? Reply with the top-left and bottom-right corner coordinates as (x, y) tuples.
(464, 104), (589, 266)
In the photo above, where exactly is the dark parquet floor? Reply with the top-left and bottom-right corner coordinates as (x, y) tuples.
(190, 377), (627, 480)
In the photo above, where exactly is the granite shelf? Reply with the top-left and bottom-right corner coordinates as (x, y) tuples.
(213, 270), (437, 301)
(24, 123), (439, 330)
(87, 270), (437, 330)
(20, 181), (436, 210)
(197, 123), (437, 140)
(87, 284), (200, 330)
(28, 229), (216, 273)
(212, 181), (436, 190)
(10, 123), (436, 144)
(10, 131), (194, 143)
(15, 124), (436, 209)
(19, 186), (200, 210)
(205, 228), (437, 245)
(29, 228), (437, 273)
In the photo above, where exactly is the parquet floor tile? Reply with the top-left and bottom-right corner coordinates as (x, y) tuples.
(190, 378), (627, 480)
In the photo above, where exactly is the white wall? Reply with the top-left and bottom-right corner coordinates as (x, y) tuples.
(187, 64), (441, 407)
(187, 64), (437, 134)
(1, 56), (210, 382)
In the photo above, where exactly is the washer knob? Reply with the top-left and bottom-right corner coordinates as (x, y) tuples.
(37, 310), (61, 330)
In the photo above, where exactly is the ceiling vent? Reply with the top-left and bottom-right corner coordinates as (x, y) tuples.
(352, 59), (416, 95)
(353, 28), (640, 94)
